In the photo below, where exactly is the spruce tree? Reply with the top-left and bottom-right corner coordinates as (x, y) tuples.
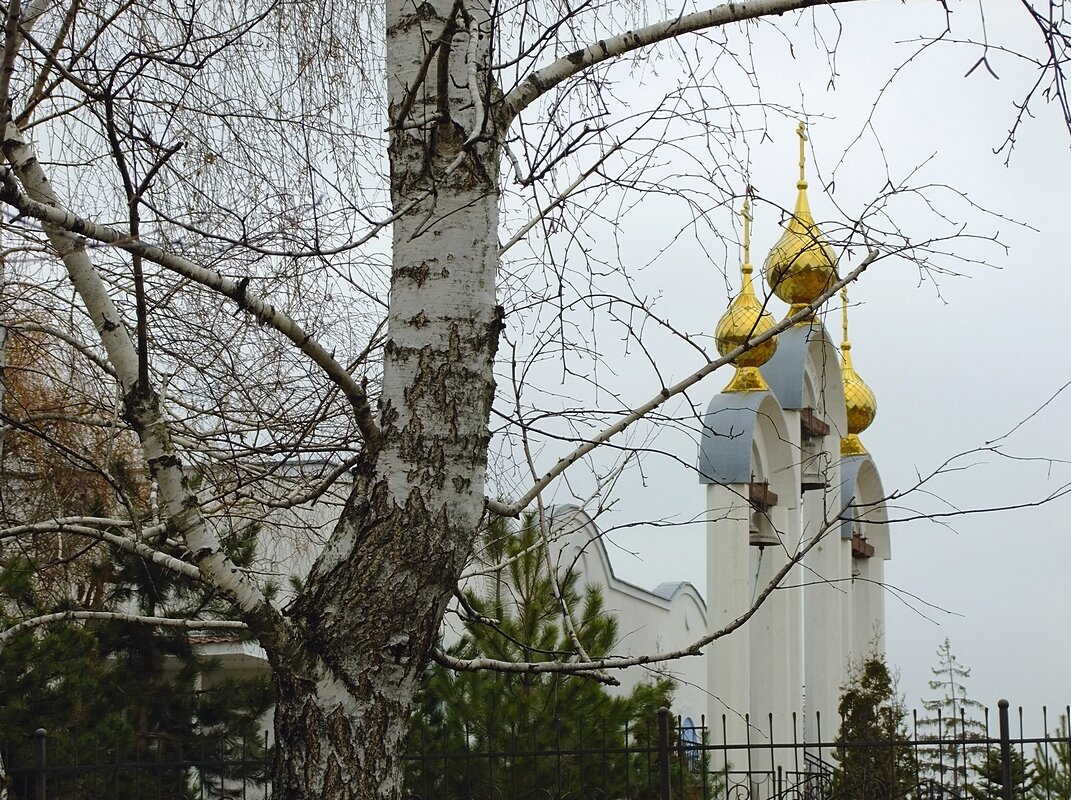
(917, 638), (987, 795)
(972, 748), (1035, 800)
(831, 655), (915, 800)
(1033, 715), (1071, 800)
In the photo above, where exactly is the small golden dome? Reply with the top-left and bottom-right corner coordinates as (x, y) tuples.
(716, 198), (778, 393)
(765, 122), (838, 323)
(839, 288), (877, 456)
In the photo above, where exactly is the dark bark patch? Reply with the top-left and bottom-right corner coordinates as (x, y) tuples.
(393, 260), (431, 287)
(385, 0), (441, 36)
(145, 452), (181, 470)
(378, 396), (399, 431)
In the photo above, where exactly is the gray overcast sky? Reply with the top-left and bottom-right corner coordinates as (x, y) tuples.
(532, 0), (1071, 724)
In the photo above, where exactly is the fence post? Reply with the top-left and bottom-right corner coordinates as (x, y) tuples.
(658, 707), (671, 800)
(998, 699), (1012, 800)
(33, 729), (46, 800)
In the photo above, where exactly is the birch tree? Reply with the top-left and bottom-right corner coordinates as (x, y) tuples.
(0, 1), (1068, 799)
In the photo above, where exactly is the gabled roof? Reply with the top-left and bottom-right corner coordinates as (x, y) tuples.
(547, 505), (706, 614)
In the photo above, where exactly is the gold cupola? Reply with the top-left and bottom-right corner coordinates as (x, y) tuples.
(764, 122), (839, 323)
(840, 288), (877, 456)
(715, 197), (778, 392)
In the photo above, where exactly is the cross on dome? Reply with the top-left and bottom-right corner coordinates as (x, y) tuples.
(764, 122), (839, 323)
(840, 287), (878, 455)
(714, 195), (778, 392)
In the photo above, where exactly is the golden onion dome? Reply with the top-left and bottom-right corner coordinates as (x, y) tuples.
(715, 197), (778, 393)
(764, 122), (838, 323)
(839, 288), (877, 456)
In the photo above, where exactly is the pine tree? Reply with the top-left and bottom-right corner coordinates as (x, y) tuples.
(1033, 715), (1071, 800)
(831, 655), (915, 800)
(972, 748), (1035, 800)
(0, 534), (276, 799)
(918, 638), (988, 795)
(409, 513), (706, 800)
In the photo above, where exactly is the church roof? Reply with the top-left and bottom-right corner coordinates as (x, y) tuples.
(697, 390), (771, 484)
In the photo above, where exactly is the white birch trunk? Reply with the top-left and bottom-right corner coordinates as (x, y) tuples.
(273, 2), (501, 798)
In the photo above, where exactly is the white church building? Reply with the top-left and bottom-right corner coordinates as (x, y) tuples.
(533, 127), (892, 755)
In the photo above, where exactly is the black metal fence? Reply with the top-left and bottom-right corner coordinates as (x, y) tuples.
(1, 730), (272, 800)
(3, 702), (1070, 800)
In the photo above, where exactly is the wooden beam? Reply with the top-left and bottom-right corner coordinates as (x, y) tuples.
(851, 531), (875, 560)
(749, 480), (778, 511)
(800, 407), (830, 438)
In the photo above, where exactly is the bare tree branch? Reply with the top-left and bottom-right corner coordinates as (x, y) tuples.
(0, 165), (381, 447)
(503, 0), (861, 122)
(0, 611), (247, 648)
